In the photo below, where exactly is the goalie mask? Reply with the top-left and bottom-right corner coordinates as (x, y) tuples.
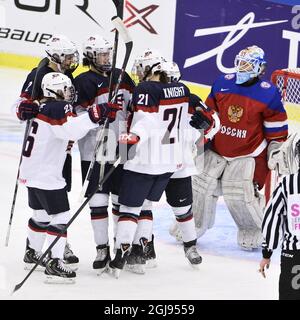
(162, 61), (181, 83)
(234, 45), (266, 84)
(132, 49), (167, 81)
(83, 35), (113, 73)
(45, 35), (79, 73)
(41, 72), (75, 103)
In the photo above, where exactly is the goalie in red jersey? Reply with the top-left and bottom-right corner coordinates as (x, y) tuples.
(171, 45), (288, 251)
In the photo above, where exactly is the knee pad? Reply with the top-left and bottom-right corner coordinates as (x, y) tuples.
(50, 211), (70, 225)
(89, 193), (109, 208)
(222, 157), (265, 248)
(192, 150), (226, 237)
(32, 209), (51, 223)
(119, 205), (142, 216)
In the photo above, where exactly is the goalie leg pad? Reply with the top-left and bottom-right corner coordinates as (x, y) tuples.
(221, 157), (265, 249)
(192, 150), (227, 238)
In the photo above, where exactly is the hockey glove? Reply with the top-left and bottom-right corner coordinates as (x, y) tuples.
(118, 132), (140, 163)
(88, 103), (122, 124)
(191, 106), (220, 139)
(190, 108), (214, 132)
(16, 99), (40, 121)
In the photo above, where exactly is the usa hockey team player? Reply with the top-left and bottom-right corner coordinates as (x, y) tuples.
(125, 58), (220, 274)
(108, 49), (203, 278)
(185, 45), (288, 250)
(73, 35), (135, 274)
(19, 72), (107, 283)
(15, 35), (80, 265)
(259, 134), (300, 300)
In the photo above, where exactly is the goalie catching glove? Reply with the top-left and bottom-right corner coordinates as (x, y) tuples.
(268, 133), (299, 175)
(118, 132), (140, 163)
(88, 102), (122, 125)
(16, 99), (40, 121)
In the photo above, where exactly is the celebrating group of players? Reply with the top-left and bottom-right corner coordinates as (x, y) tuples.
(15, 34), (289, 284)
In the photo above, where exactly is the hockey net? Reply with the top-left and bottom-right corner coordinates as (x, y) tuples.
(271, 68), (300, 129)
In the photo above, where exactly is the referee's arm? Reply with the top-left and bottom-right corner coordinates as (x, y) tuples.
(261, 183), (285, 259)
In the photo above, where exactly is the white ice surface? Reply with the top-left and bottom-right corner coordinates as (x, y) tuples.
(0, 67), (280, 300)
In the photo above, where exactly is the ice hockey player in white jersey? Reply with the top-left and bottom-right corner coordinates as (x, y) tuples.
(15, 35), (80, 265)
(109, 49), (203, 278)
(125, 59), (219, 274)
(19, 72), (110, 283)
(73, 35), (135, 274)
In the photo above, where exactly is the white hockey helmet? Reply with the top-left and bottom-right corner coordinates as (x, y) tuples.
(83, 35), (113, 73)
(41, 72), (75, 103)
(135, 49), (167, 81)
(45, 35), (79, 73)
(131, 53), (145, 83)
(162, 61), (181, 83)
(234, 45), (267, 84)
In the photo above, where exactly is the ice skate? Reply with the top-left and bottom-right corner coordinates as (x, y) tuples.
(93, 244), (111, 275)
(23, 246), (48, 272)
(109, 243), (130, 279)
(143, 235), (157, 268)
(64, 242), (79, 270)
(125, 241), (146, 274)
(45, 258), (76, 284)
(184, 245), (202, 269)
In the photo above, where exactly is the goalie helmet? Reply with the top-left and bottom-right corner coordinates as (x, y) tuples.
(132, 49), (167, 81)
(83, 35), (113, 73)
(162, 61), (181, 83)
(234, 45), (266, 84)
(45, 35), (79, 73)
(41, 72), (75, 103)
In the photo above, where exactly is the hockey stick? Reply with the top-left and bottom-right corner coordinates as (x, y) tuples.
(108, 0), (125, 102)
(12, 157), (121, 294)
(99, 0), (124, 191)
(78, 15), (133, 202)
(5, 57), (49, 247)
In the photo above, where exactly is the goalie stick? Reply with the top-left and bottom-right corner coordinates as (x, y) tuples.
(5, 57), (49, 247)
(79, 14), (133, 202)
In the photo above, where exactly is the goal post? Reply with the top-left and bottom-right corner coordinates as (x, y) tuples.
(271, 68), (300, 131)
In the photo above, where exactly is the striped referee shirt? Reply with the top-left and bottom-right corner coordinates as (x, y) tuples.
(262, 170), (300, 258)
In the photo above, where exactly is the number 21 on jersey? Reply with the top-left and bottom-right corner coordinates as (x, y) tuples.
(162, 106), (183, 145)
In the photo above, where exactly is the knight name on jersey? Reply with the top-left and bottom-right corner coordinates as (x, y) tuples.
(163, 86), (185, 98)
(219, 125), (247, 138)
